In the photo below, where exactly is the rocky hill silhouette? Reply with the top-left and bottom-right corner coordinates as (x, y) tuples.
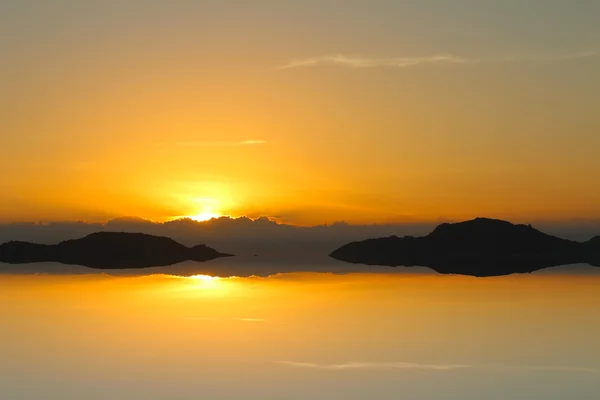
(0, 232), (232, 269)
(330, 218), (600, 276)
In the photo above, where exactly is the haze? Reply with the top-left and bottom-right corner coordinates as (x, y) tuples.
(2, 0), (599, 225)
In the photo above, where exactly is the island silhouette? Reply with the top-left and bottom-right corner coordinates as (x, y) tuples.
(1, 218), (599, 276)
(0, 232), (232, 269)
(330, 218), (600, 276)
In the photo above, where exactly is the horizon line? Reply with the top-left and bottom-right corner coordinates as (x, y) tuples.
(2, 215), (600, 228)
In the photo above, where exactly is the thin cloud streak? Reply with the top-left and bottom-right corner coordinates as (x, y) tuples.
(186, 317), (266, 322)
(280, 54), (468, 69)
(179, 140), (266, 147)
(507, 365), (600, 373)
(277, 361), (469, 371)
(277, 361), (600, 373)
(279, 52), (597, 69)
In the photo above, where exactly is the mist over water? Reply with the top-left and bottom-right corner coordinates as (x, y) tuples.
(2, 264), (599, 399)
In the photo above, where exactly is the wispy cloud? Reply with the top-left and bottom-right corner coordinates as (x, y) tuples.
(502, 51), (598, 63)
(186, 317), (266, 322)
(277, 361), (600, 373)
(276, 361), (469, 371)
(280, 54), (468, 70)
(179, 140), (266, 147)
(505, 365), (600, 373)
(279, 51), (597, 70)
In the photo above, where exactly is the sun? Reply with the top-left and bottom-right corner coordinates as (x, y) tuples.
(189, 274), (220, 282)
(179, 196), (226, 222)
(189, 212), (221, 222)
(188, 274), (222, 289)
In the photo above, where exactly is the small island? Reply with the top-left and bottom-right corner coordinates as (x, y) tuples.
(330, 218), (600, 277)
(0, 232), (232, 269)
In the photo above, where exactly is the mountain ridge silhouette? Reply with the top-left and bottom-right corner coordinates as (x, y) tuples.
(0, 232), (232, 269)
(330, 217), (600, 276)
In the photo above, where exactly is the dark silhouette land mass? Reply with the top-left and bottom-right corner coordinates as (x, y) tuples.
(330, 218), (600, 276)
(0, 232), (232, 269)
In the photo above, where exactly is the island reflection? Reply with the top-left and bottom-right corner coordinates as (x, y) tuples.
(1, 272), (600, 399)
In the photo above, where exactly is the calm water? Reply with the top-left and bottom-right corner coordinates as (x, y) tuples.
(1, 262), (599, 399)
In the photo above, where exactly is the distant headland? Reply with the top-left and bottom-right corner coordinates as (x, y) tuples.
(0, 232), (232, 269)
(330, 218), (600, 277)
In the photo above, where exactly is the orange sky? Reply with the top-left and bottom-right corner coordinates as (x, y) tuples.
(1, 2), (599, 225)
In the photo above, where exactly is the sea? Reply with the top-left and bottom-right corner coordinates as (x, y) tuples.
(1, 257), (599, 399)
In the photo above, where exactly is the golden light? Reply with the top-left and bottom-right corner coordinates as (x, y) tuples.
(189, 212), (221, 222)
(190, 274), (220, 282)
(188, 274), (222, 289)
(183, 196), (223, 222)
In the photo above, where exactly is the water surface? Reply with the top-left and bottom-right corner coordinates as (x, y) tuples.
(1, 265), (599, 399)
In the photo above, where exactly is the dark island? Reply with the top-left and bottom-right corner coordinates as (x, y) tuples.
(330, 218), (600, 277)
(0, 232), (232, 269)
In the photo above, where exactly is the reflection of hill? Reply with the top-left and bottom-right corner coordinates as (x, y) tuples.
(2, 216), (600, 262)
(330, 218), (600, 277)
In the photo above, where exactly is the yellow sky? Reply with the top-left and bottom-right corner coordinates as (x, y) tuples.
(1, 1), (599, 224)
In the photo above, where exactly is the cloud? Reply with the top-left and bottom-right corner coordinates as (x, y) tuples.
(238, 318), (267, 322)
(179, 140), (266, 147)
(238, 140), (266, 145)
(276, 361), (469, 371)
(280, 54), (468, 69)
(279, 51), (597, 70)
(506, 365), (600, 373)
(509, 51), (598, 63)
(186, 317), (266, 322)
(277, 361), (600, 374)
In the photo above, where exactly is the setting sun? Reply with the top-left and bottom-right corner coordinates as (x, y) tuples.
(187, 274), (223, 290)
(189, 212), (221, 222)
(189, 275), (220, 282)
